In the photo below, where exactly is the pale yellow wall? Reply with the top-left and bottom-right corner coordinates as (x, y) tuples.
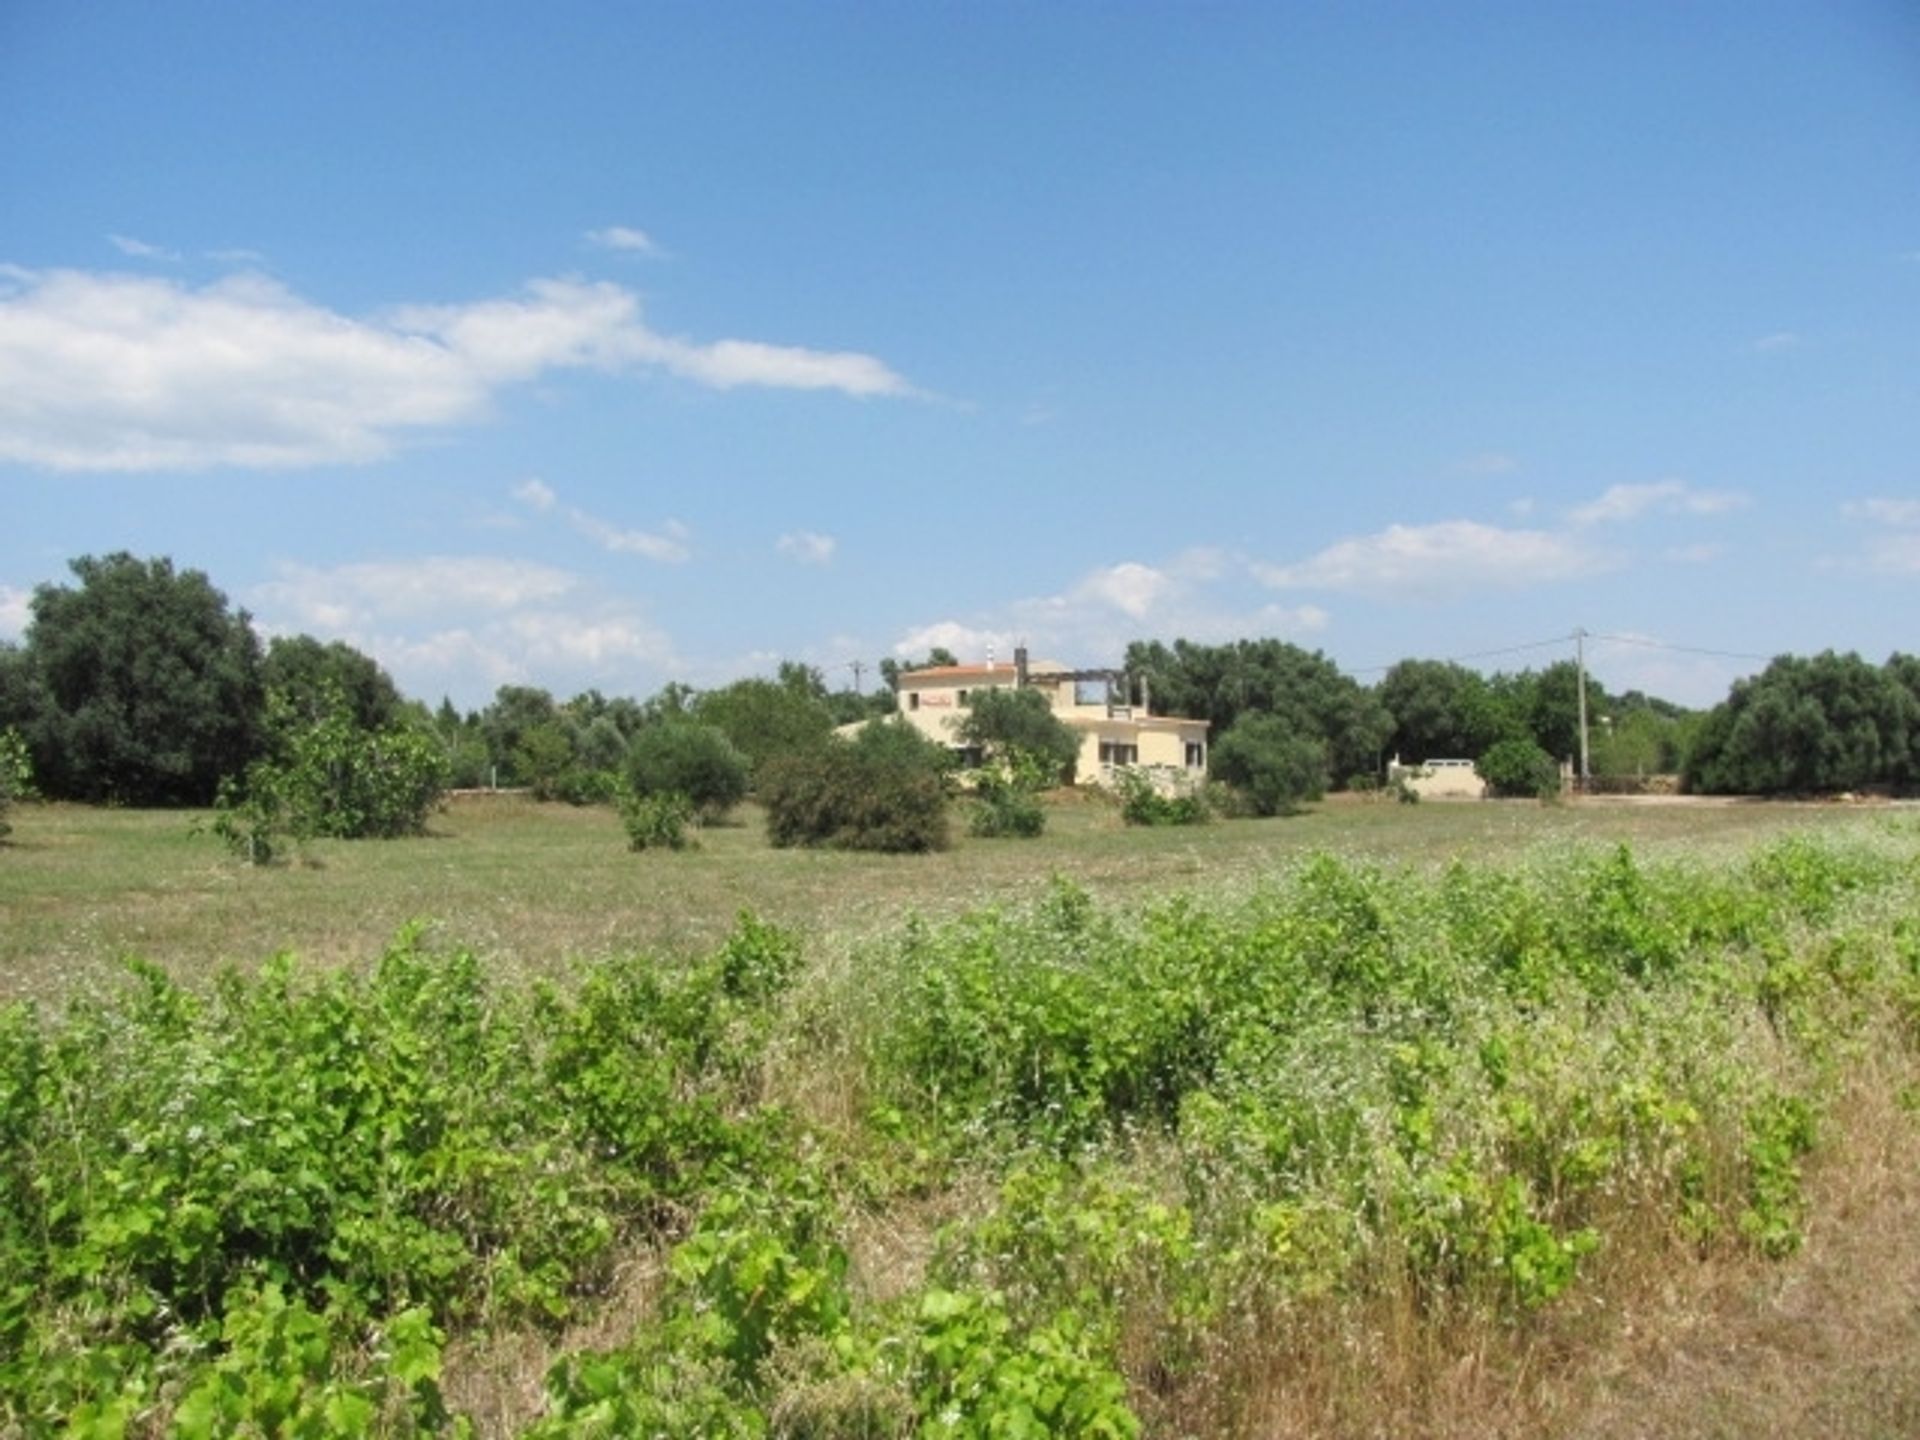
(893, 664), (1208, 788)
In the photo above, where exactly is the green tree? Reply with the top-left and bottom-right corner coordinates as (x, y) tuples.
(694, 677), (835, 781)
(1125, 638), (1389, 786)
(1209, 714), (1327, 816)
(1685, 651), (1916, 794)
(1376, 660), (1516, 761)
(479, 686), (560, 786)
(625, 722), (751, 820)
(25, 553), (264, 805)
(261, 635), (402, 734)
(513, 720), (581, 801)
(1476, 738), (1561, 798)
(956, 687), (1079, 782)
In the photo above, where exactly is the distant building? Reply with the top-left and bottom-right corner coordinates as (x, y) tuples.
(894, 647), (1209, 786)
(1387, 755), (1488, 800)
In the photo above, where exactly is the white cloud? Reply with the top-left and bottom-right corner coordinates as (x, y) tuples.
(510, 477), (689, 563)
(1857, 533), (1920, 575)
(254, 556), (578, 629)
(585, 226), (664, 257)
(1843, 497), (1920, 528)
(892, 555), (1332, 674)
(776, 530), (837, 565)
(249, 555), (678, 703)
(637, 335), (912, 395)
(1568, 480), (1747, 526)
(512, 477), (557, 512)
(1254, 520), (1612, 595)
(0, 267), (915, 472)
(568, 510), (691, 563)
(893, 620), (1015, 661)
(1072, 561), (1172, 619)
(0, 585), (29, 641)
(1751, 331), (1801, 354)
(107, 234), (178, 261)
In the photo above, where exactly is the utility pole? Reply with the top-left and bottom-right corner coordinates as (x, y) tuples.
(1574, 627), (1590, 793)
(847, 659), (866, 695)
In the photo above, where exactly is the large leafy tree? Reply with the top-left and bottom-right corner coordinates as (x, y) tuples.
(1124, 638), (1390, 785)
(1685, 651), (1917, 794)
(25, 554), (264, 805)
(1375, 660), (1518, 762)
(261, 635), (402, 734)
(693, 675), (834, 780)
(624, 721), (751, 820)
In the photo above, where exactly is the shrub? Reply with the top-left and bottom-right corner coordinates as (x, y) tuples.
(760, 736), (949, 853)
(626, 722), (751, 821)
(969, 767), (1046, 838)
(1209, 715), (1326, 816)
(1114, 767), (1209, 826)
(621, 789), (695, 851)
(211, 684), (448, 863)
(1477, 738), (1561, 799)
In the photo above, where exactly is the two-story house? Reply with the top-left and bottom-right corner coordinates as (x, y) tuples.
(893, 647), (1209, 786)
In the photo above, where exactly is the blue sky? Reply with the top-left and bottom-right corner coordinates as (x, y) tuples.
(3, 2), (1917, 709)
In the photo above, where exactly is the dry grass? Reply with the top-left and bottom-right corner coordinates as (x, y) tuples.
(0, 791), (1896, 1006)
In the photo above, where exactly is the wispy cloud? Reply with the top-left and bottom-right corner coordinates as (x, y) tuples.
(1838, 497), (1920, 575)
(1568, 480), (1747, 526)
(510, 478), (690, 562)
(512, 477), (557, 513)
(1842, 497), (1920, 528)
(0, 267), (916, 472)
(570, 512), (691, 563)
(256, 556), (579, 629)
(250, 556), (676, 702)
(1254, 520), (1612, 595)
(1751, 331), (1801, 354)
(776, 530), (837, 565)
(585, 225), (665, 257)
(894, 554), (1329, 670)
(107, 234), (179, 261)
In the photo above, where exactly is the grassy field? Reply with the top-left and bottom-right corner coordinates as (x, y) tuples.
(3, 791), (1918, 1436)
(0, 789), (1896, 1005)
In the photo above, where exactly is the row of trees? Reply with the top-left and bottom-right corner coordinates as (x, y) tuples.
(10, 553), (1916, 832)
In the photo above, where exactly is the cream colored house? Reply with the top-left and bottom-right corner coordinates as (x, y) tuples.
(894, 648), (1209, 786)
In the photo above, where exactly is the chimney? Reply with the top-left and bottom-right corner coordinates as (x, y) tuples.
(1140, 672), (1152, 716)
(1014, 646), (1029, 688)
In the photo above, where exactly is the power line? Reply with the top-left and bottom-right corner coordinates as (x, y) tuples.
(1587, 632), (1773, 664)
(1355, 629), (1774, 677)
(1351, 632), (1575, 676)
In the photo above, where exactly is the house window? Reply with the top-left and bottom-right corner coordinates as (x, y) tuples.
(958, 689), (969, 704)
(1185, 742), (1206, 769)
(1099, 740), (1139, 767)
(908, 693), (919, 711)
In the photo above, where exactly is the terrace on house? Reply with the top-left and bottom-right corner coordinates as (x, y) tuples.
(894, 647), (1209, 785)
